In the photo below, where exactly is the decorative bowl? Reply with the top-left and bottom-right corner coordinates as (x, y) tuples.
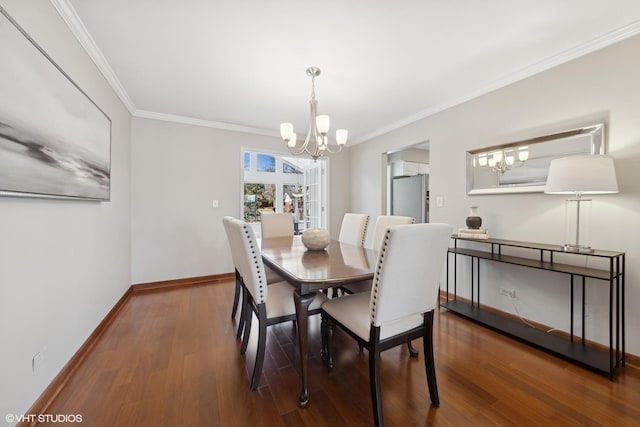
(301, 228), (330, 251)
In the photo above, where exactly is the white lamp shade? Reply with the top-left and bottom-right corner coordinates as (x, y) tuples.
(336, 129), (348, 145)
(518, 149), (529, 161)
(280, 123), (294, 139)
(316, 115), (330, 134)
(545, 154), (618, 195)
(287, 133), (297, 147)
(478, 155), (487, 166)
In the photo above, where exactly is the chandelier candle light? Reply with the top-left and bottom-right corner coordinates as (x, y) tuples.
(280, 67), (348, 161)
(475, 146), (529, 174)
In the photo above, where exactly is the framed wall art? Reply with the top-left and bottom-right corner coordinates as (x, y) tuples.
(0, 6), (111, 201)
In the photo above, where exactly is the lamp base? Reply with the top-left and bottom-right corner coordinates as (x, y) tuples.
(562, 243), (594, 253)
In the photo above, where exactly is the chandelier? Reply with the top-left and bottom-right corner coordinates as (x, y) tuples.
(280, 67), (348, 161)
(475, 147), (529, 174)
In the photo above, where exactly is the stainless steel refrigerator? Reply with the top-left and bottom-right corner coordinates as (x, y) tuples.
(391, 174), (428, 223)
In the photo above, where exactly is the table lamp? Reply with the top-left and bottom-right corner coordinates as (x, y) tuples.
(544, 154), (618, 253)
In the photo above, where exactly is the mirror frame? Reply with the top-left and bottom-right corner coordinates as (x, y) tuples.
(466, 123), (605, 195)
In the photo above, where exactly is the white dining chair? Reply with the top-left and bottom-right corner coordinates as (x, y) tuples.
(321, 223), (453, 427)
(341, 215), (415, 295)
(259, 212), (293, 284)
(222, 216), (244, 324)
(227, 217), (327, 390)
(368, 215), (415, 250)
(223, 215), (286, 339)
(260, 212), (294, 238)
(338, 213), (370, 247)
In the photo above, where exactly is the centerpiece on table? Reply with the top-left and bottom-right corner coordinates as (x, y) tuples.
(301, 228), (330, 250)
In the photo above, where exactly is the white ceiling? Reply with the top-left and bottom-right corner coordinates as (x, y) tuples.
(56, 0), (640, 145)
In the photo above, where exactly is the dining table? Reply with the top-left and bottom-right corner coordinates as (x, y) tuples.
(260, 235), (377, 407)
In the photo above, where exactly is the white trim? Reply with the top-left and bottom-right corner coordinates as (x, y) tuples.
(52, 0), (640, 143)
(353, 20), (640, 145)
(468, 185), (545, 195)
(50, 0), (136, 113)
(133, 110), (278, 137)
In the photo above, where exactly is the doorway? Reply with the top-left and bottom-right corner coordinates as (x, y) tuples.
(241, 150), (328, 236)
(385, 142), (430, 223)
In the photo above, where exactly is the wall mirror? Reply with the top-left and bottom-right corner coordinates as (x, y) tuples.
(466, 123), (604, 195)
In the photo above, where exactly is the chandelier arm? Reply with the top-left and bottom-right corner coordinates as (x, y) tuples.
(281, 66), (347, 160)
(287, 144), (308, 156)
(308, 99), (324, 159)
(286, 100), (316, 156)
(488, 158), (526, 173)
(322, 142), (343, 154)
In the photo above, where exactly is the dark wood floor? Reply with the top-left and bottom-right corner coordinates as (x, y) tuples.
(41, 279), (640, 426)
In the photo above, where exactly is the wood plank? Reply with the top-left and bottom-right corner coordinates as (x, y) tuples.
(28, 279), (640, 427)
(441, 300), (615, 376)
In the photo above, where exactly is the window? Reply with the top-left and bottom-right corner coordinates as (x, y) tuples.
(283, 183), (304, 222)
(256, 154), (275, 172)
(241, 150), (327, 233)
(243, 183), (275, 221)
(243, 152), (251, 171)
(283, 160), (303, 174)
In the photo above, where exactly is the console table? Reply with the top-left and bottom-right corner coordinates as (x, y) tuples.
(442, 236), (625, 380)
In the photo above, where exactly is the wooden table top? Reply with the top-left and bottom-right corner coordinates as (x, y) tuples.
(260, 236), (377, 292)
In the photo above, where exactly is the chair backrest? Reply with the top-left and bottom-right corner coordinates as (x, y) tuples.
(370, 223), (452, 327)
(368, 215), (414, 250)
(261, 212), (294, 238)
(338, 213), (370, 247)
(222, 216), (243, 274)
(226, 217), (268, 304)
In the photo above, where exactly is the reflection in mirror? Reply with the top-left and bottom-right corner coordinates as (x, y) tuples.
(467, 124), (604, 195)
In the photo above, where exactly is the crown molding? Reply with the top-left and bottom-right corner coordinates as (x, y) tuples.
(354, 20), (640, 145)
(51, 0), (640, 143)
(133, 110), (279, 137)
(50, 0), (136, 113)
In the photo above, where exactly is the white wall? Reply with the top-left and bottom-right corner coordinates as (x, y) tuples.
(349, 34), (640, 357)
(0, 0), (131, 420)
(130, 117), (351, 284)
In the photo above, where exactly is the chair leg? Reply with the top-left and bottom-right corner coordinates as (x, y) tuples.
(325, 316), (336, 371)
(236, 287), (248, 339)
(320, 313), (327, 365)
(368, 326), (384, 427)
(423, 311), (439, 407)
(250, 305), (268, 391)
(240, 304), (252, 355)
(231, 269), (241, 319)
(407, 340), (419, 357)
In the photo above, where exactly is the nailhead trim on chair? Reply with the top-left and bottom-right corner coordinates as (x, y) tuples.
(361, 216), (370, 247)
(243, 224), (265, 303)
(370, 229), (390, 323)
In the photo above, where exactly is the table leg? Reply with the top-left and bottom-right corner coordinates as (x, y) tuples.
(294, 289), (316, 408)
